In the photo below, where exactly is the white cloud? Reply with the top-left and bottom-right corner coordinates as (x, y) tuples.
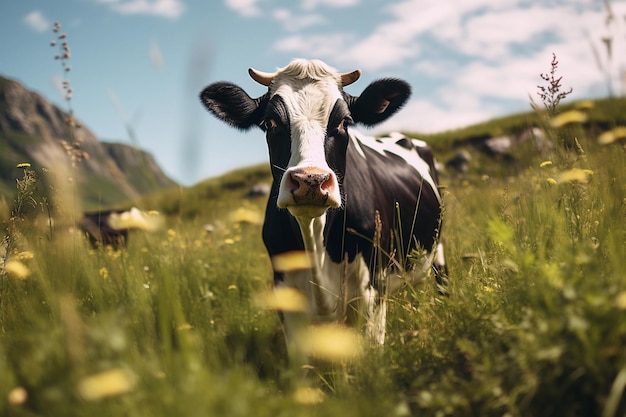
(275, 33), (355, 59)
(301, 0), (359, 10)
(23, 10), (50, 33)
(225, 0), (262, 18)
(267, 0), (626, 132)
(96, 0), (185, 19)
(272, 8), (326, 32)
(373, 96), (498, 135)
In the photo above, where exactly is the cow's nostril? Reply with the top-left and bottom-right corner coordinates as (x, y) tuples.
(287, 172), (302, 193)
(320, 174), (333, 193)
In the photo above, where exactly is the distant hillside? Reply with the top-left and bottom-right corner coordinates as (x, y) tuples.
(416, 96), (626, 153)
(0, 75), (177, 211)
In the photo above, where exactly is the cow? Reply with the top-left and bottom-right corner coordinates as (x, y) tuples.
(200, 59), (445, 350)
(79, 207), (162, 248)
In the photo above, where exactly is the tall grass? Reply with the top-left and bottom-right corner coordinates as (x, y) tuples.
(1, 48), (625, 415)
(1, 112), (624, 416)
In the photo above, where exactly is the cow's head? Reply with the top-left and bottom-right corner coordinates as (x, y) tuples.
(200, 59), (410, 219)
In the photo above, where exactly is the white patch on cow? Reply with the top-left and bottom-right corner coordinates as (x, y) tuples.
(350, 130), (441, 203)
(435, 242), (446, 269)
(349, 132), (367, 159)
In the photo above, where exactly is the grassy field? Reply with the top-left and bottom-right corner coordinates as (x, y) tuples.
(1, 106), (625, 416)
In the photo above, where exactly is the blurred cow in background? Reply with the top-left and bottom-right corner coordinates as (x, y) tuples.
(79, 207), (163, 248)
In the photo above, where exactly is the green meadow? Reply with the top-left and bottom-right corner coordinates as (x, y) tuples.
(1, 99), (625, 417)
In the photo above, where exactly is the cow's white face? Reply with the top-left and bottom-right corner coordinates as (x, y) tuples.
(267, 63), (346, 218)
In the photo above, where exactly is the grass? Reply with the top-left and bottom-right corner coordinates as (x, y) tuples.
(1, 112), (625, 416)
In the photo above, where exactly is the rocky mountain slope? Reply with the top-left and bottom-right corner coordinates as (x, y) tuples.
(0, 75), (177, 211)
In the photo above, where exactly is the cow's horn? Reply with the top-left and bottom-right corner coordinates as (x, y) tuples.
(340, 69), (361, 87)
(248, 68), (275, 86)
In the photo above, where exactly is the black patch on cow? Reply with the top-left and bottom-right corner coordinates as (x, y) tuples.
(323, 140), (441, 282)
(395, 137), (413, 150)
(264, 96), (292, 182)
(262, 193), (306, 277)
(324, 100), (352, 179)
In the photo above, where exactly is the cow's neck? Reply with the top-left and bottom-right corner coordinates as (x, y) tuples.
(292, 213), (338, 318)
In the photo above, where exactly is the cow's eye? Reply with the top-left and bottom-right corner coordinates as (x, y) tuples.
(330, 117), (352, 136)
(263, 118), (278, 131)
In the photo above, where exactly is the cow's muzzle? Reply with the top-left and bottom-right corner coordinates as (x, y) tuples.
(277, 167), (341, 215)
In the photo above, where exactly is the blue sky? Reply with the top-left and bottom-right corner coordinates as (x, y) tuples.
(1, 0), (625, 185)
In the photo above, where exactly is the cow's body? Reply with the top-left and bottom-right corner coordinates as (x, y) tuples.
(200, 59), (445, 348)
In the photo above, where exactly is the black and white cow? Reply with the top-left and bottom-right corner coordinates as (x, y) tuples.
(200, 59), (445, 345)
(79, 207), (162, 248)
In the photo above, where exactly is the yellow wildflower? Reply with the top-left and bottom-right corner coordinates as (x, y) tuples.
(108, 207), (163, 232)
(540, 160), (553, 168)
(77, 368), (137, 401)
(256, 286), (309, 313)
(558, 168), (593, 184)
(300, 324), (364, 361)
(230, 207), (263, 225)
(550, 110), (588, 128)
(575, 100), (594, 110)
(598, 127), (626, 145)
(293, 387), (325, 405)
(5, 260), (30, 279)
(271, 251), (312, 272)
(8, 386), (28, 405)
(99, 267), (109, 280)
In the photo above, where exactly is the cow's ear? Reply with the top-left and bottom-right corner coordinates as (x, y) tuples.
(347, 79), (411, 127)
(200, 82), (267, 130)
